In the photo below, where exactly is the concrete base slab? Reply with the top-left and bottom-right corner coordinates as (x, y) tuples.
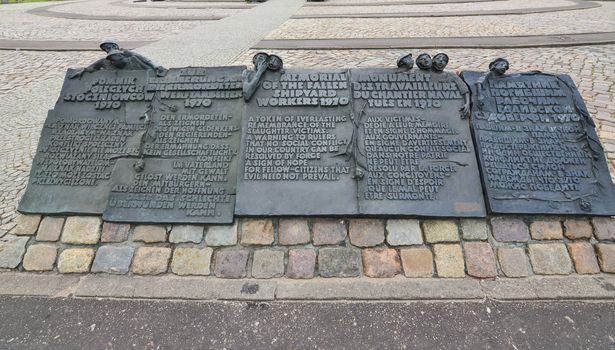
(0, 40), (152, 51)
(255, 32), (615, 50)
(0, 273), (80, 297)
(276, 278), (483, 300)
(75, 275), (277, 301)
(1, 273), (615, 301)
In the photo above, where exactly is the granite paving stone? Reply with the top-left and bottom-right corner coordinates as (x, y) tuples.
(433, 244), (465, 278)
(132, 247), (172, 275)
(252, 249), (285, 279)
(11, 214), (41, 236)
(596, 243), (615, 273)
(593, 217), (615, 241)
(385, 219), (422, 246)
(460, 219), (489, 241)
(528, 243), (573, 275)
(61, 216), (101, 245)
(563, 218), (594, 240)
(169, 225), (203, 244)
(35, 217), (64, 242)
(349, 219), (384, 247)
(22, 244), (57, 272)
(171, 247), (213, 276)
(205, 222), (238, 246)
(278, 219), (310, 245)
(497, 247), (531, 278)
(491, 217), (530, 242)
(91, 246), (134, 275)
(213, 249), (250, 278)
(567, 242), (600, 274)
(312, 219), (347, 246)
(423, 220), (459, 243)
(133, 225), (167, 243)
(318, 247), (362, 277)
(0, 235), (29, 269)
(286, 248), (316, 279)
(100, 222), (131, 243)
(362, 247), (402, 278)
(530, 219), (563, 240)
(57, 248), (95, 274)
(464, 242), (497, 278)
(400, 247), (433, 278)
(240, 219), (274, 246)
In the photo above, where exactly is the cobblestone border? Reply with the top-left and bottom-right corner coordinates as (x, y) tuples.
(292, 0), (599, 18)
(1, 214), (614, 281)
(255, 32), (615, 50)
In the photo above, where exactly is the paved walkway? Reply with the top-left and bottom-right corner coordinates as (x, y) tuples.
(1, 296), (614, 349)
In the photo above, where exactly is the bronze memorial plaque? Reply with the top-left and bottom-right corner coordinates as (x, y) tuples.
(463, 59), (615, 215)
(103, 66), (244, 224)
(20, 65), (244, 224)
(18, 70), (149, 214)
(236, 65), (358, 215)
(351, 59), (485, 216)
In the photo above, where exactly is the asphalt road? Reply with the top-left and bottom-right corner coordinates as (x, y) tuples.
(0, 296), (614, 349)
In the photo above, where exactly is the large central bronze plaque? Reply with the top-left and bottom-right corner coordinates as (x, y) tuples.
(235, 69), (359, 215)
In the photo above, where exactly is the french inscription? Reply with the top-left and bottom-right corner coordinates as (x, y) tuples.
(353, 68), (485, 216)
(236, 69), (358, 215)
(463, 71), (615, 215)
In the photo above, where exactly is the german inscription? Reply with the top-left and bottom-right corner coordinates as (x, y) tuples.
(104, 66), (244, 223)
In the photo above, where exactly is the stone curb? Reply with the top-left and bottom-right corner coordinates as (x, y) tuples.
(1, 273), (614, 301)
(27, 2), (226, 21)
(304, 0), (506, 7)
(292, 0), (599, 19)
(255, 32), (615, 50)
(111, 0), (255, 10)
(0, 40), (153, 52)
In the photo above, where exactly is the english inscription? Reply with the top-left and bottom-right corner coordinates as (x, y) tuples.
(236, 69), (358, 215)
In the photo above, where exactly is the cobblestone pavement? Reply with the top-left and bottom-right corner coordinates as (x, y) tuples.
(0, 51), (100, 232)
(0, 1), (212, 41)
(267, 2), (615, 39)
(296, 0), (576, 15)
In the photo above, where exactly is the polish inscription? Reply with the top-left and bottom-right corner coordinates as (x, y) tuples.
(18, 69), (150, 215)
(104, 66), (244, 223)
(353, 68), (485, 216)
(236, 69), (358, 215)
(463, 71), (615, 215)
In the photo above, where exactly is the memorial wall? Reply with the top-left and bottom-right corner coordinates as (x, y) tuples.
(17, 53), (615, 223)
